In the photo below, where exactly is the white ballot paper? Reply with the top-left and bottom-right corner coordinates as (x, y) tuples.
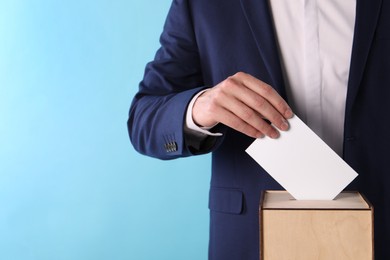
(246, 115), (358, 200)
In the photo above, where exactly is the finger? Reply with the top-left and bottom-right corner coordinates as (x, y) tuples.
(226, 80), (290, 132)
(230, 84), (289, 132)
(192, 87), (265, 138)
(219, 110), (266, 138)
(211, 103), (265, 138)
(219, 95), (280, 138)
(237, 72), (294, 119)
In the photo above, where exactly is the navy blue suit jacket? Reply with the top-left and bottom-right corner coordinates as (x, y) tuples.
(128, 0), (390, 259)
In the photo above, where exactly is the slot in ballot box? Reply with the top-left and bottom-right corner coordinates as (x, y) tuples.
(259, 190), (374, 260)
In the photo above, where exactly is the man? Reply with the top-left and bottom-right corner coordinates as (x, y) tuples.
(128, 0), (390, 259)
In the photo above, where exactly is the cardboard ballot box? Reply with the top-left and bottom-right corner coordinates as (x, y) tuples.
(259, 191), (373, 260)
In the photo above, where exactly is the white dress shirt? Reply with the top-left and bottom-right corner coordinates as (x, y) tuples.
(186, 0), (356, 156)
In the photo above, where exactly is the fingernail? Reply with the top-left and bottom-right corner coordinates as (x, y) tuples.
(281, 119), (289, 131)
(285, 108), (293, 118)
(271, 131), (279, 139)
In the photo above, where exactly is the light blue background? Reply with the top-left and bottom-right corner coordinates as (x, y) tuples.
(0, 1), (211, 259)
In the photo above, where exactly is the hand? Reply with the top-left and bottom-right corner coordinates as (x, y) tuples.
(192, 72), (293, 139)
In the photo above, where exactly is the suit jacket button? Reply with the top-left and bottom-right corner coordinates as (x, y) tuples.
(165, 142), (177, 153)
(172, 142), (177, 151)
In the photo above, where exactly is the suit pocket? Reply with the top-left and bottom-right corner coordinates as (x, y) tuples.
(208, 188), (243, 214)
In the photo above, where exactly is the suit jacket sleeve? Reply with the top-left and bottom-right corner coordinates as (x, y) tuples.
(128, 0), (225, 160)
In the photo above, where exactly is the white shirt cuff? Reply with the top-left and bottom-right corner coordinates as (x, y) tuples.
(185, 89), (223, 137)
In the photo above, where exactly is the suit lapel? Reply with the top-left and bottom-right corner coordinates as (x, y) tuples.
(240, 0), (287, 99)
(346, 0), (383, 115)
